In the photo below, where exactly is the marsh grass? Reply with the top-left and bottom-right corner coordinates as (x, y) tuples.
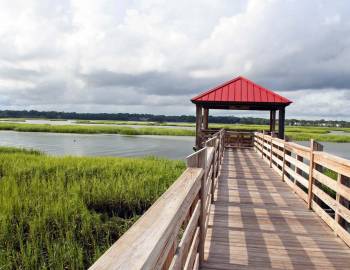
(0, 149), (185, 269)
(0, 122), (350, 142)
(0, 123), (195, 136)
(75, 120), (195, 127)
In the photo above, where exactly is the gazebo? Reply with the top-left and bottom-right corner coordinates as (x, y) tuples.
(191, 76), (292, 149)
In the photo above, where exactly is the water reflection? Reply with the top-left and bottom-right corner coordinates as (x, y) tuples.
(0, 131), (195, 160)
(0, 130), (349, 161)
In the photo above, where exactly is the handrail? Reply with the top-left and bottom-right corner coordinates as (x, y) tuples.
(254, 132), (350, 247)
(90, 129), (225, 269)
(91, 129), (349, 269)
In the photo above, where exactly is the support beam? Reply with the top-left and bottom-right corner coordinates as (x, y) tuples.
(269, 110), (276, 132)
(278, 108), (285, 139)
(203, 108), (209, 130)
(195, 105), (202, 149)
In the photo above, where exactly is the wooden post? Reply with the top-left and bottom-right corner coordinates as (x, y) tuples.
(278, 108), (285, 139)
(307, 139), (315, 210)
(203, 108), (209, 130)
(198, 148), (207, 265)
(187, 147), (207, 265)
(270, 110), (276, 132)
(282, 143), (286, 182)
(307, 140), (324, 209)
(335, 173), (342, 235)
(270, 137), (273, 168)
(195, 105), (202, 149)
(211, 138), (218, 204)
(262, 131), (265, 158)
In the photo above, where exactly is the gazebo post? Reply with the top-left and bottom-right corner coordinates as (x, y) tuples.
(203, 108), (209, 130)
(269, 110), (276, 132)
(278, 108), (285, 139)
(195, 105), (202, 149)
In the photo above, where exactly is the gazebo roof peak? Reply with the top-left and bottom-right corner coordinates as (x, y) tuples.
(191, 75), (292, 105)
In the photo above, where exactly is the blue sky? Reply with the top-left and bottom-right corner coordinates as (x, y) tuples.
(0, 0), (349, 120)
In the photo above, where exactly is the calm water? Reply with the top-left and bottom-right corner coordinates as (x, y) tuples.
(297, 141), (350, 160)
(0, 131), (195, 160)
(0, 130), (349, 160)
(329, 130), (350, 136)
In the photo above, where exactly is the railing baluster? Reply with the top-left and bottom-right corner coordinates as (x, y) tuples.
(282, 143), (286, 182)
(270, 137), (273, 168)
(308, 139), (315, 209)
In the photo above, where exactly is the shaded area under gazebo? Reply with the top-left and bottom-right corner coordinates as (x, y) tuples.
(191, 76), (292, 149)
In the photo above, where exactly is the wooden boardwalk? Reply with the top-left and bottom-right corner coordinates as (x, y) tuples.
(203, 148), (350, 270)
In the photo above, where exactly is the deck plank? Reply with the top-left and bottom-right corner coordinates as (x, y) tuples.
(202, 148), (350, 270)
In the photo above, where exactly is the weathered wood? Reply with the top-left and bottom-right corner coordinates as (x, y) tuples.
(314, 151), (350, 178)
(193, 253), (199, 270)
(184, 227), (200, 270)
(92, 131), (350, 270)
(89, 168), (203, 270)
(203, 108), (209, 130)
(269, 110), (276, 132)
(204, 148), (350, 270)
(269, 137), (273, 168)
(190, 148), (207, 265)
(308, 139), (315, 209)
(282, 144), (286, 182)
(278, 107), (285, 139)
(285, 142), (310, 159)
(312, 169), (338, 191)
(195, 105), (202, 149)
(170, 200), (200, 270)
(254, 132), (350, 250)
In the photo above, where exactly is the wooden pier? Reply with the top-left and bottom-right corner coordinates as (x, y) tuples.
(91, 131), (350, 270)
(203, 147), (350, 269)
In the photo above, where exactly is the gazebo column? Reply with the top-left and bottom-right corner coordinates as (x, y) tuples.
(278, 108), (285, 139)
(203, 108), (209, 130)
(195, 105), (202, 149)
(270, 110), (276, 133)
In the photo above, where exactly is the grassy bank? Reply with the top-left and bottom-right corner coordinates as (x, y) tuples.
(285, 132), (350, 142)
(75, 120), (195, 127)
(0, 148), (185, 269)
(0, 122), (195, 136)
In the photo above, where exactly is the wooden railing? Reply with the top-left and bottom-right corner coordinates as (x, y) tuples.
(198, 129), (253, 149)
(224, 131), (254, 148)
(90, 129), (225, 270)
(90, 129), (350, 269)
(254, 132), (350, 247)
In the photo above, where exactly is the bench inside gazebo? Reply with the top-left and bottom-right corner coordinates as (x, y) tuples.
(191, 76), (292, 149)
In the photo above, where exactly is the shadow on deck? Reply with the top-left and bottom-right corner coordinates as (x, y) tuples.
(203, 148), (350, 270)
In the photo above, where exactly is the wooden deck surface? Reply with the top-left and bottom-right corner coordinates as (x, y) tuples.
(202, 148), (350, 270)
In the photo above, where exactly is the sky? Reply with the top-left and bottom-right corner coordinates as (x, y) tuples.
(0, 0), (349, 120)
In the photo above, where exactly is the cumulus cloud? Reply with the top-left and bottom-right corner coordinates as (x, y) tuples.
(0, 0), (349, 119)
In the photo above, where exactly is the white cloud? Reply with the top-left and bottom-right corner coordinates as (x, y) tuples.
(0, 0), (349, 119)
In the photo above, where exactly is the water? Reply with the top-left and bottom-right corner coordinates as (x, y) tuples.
(0, 131), (194, 160)
(296, 141), (350, 160)
(0, 130), (349, 161)
(329, 130), (350, 136)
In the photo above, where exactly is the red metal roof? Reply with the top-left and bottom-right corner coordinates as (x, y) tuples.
(191, 76), (292, 104)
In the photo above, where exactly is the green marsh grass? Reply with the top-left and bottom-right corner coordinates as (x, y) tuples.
(0, 122), (350, 142)
(75, 120), (195, 127)
(0, 148), (185, 269)
(0, 122), (195, 136)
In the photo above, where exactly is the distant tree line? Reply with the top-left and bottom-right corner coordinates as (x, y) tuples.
(0, 110), (349, 127)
